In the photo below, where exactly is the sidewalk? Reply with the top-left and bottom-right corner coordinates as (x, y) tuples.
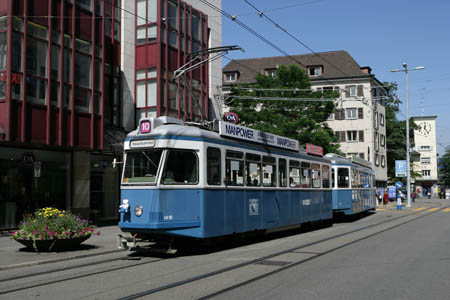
(376, 196), (443, 210)
(0, 226), (123, 270)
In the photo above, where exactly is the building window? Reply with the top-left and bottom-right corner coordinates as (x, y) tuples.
(358, 130), (364, 142)
(381, 155), (385, 167)
(346, 108), (357, 119)
(347, 130), (357, 142)
(335, 109), (345, 120)
(421, 157), (431, 164)
(327, 113), (334, 121)
(359, 153), (365, 159)
(380, 134), (385, 147)
(380, 113), (385, 126)
(136, 0), (158, 44)
(422, 170), (431, 177)
(0, 31), (6, 70)
(375, 154), (380, 166)
(419, 145), (431, 151)
(265, 68), (276, 77)
(345, 85), (363, 97)
(374, 112), (379, 129)
(224, 73), (236, 82)
(375, 132), (379, 151)
(308, 66), (322, 77)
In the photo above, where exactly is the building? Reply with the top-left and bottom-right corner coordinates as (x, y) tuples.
(0, 0), (222, 230)
(411, 116), (439, 197)
(222, 51), (388, 187)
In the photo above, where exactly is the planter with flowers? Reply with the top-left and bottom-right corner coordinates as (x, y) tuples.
(10, 207), (99, 252)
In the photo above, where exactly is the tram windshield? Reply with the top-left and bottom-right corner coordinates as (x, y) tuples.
(122, 150), (163, 184)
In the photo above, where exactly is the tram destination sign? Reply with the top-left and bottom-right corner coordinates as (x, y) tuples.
(219, 121), (299, 152)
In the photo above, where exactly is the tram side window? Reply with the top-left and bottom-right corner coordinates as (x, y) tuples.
(289, 160), (300, 187)
(226, 150), (244, 186)
(337, 167), (349, 188)
(162, 150), (198, 184)
(361, 172), (369, 188)
(246, 153), (261, 186)
(322, 165), (330, 188)
(352, 168), (361, 188)
(301, 162), (311, 188)
(279, 158), (287, 187)
(207, 147), (221, 185)
(312, 163), (321, 188)
(262, 156), (276, 187)
(331, 167), (335, 188)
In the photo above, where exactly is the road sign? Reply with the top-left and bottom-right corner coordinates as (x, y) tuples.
(395, 160), (407, 177)
(395, 181), (403, 189)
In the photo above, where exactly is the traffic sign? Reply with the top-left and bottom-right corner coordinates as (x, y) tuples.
(395, 160), (407, 177)
(395, 181), (403, 189)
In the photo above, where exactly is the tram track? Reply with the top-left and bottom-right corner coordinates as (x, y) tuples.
(0, 253), (166, 295)
(0, 203), (447, 298)
(118, 203), (450, 300)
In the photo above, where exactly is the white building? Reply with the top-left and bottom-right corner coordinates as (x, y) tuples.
(223, 51), (388, 186)
(411, 116), (439, 197)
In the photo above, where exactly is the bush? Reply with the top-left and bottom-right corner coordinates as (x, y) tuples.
(11, 207), (99, 240)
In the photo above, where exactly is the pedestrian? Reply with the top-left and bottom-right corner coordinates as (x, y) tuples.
(411, 191), (416, 203)
(428, 190), (431, 199)
(384, 191), (389, 205)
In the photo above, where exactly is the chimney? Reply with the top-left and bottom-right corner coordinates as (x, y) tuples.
(361, 66), (372, 74)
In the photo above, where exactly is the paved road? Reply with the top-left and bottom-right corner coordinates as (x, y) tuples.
(0, 199), (449, 299)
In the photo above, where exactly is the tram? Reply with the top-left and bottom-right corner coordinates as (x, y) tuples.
(117, 116), (334, 249)
(325, 153), (376, 215)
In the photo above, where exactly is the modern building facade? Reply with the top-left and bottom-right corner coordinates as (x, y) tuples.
(411, 115), (439, 197)
(0, 0), (222, 230)
(222, 51), (388, 187)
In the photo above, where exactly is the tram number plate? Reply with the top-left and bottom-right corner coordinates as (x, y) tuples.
(249, 199), (259, 216)
(302, 199), (311, 206)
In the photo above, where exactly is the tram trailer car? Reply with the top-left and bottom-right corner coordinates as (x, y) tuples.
(325, 153), (376, 215)
(118, 117), (334, 249)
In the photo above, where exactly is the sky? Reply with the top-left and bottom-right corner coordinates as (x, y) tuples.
(219, 0), (450, 156)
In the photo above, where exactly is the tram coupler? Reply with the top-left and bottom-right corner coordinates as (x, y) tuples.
(117, 233), (137, 250)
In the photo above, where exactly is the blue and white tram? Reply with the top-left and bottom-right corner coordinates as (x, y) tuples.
(325, 153), (376, 215)
(118, 116), (333, 248)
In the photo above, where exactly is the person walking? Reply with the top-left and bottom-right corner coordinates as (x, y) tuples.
(411, 190), (416, 203)
(384, 191), (389, 205)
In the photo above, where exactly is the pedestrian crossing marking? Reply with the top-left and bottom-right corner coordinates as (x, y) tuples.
(428, 207), (441, 212)
(412, 207), (426, 212)
(442, 208), (450, 212)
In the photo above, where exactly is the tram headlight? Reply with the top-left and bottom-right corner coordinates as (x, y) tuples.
(134, 205), (143, 217)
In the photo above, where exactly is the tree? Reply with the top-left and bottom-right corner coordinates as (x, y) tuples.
(384, 82), (420, 183)
(227, 64), (340, 154)
(440, 146), (450, 187)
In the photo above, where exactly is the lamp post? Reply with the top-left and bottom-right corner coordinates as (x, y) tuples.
(391, 63), (424, 207)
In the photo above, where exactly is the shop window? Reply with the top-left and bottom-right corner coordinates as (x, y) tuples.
(0, 32), (6, 70)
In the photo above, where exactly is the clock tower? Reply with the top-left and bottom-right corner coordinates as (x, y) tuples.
(412, 116), (438, 197)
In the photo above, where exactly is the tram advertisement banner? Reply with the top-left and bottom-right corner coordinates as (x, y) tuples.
(219, 121), (299, 151)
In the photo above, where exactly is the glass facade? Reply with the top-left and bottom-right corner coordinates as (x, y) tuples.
(135, 0), (209, 125)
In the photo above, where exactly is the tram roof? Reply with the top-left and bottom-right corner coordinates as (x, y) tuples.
(126, 118), (331, 163)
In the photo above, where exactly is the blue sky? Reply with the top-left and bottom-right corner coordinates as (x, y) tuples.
(220, 0), (450, 155)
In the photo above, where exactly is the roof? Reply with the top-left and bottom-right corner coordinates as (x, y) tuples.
(222, 50), (372, 85)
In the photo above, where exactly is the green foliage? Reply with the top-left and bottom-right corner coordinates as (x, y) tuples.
(384, 82), (420, 182)
(11, 207), (98, 240)
(228, 64), (340, 154)
(440, 146), (450, 186)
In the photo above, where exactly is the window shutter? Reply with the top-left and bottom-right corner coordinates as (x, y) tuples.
(344, 86), (350, 97)
(340, 131), (346, 142)
(359, 153), (364, 159)
(358, 107), (363, 119)
(359, 130), (364, 142)
(357, 85), (363, 97)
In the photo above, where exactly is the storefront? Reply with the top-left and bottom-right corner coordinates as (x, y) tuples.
(0, 146), (71, 229)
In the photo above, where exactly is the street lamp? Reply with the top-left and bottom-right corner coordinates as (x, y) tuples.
(391, 63), (424, 207)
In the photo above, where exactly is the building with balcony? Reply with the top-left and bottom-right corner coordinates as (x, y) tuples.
(222, 51), (388, 187)
(411, 115), (439, 197)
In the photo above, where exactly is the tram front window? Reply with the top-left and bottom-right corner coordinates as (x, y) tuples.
(337, 167), (349, 188)
(122, 150), (163, 184)
(162, 150), (198, 185)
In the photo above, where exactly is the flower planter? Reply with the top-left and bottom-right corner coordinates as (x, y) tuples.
(15, 235), (91, 252)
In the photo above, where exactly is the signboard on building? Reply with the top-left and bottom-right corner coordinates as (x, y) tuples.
(219, 121), (299, 151)
(395, 160), (407, 177)
(306, 143), (323, 156)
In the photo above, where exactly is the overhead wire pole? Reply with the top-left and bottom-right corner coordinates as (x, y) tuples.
(391, 63), (425, 208)
(173, 45), (243, 121)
